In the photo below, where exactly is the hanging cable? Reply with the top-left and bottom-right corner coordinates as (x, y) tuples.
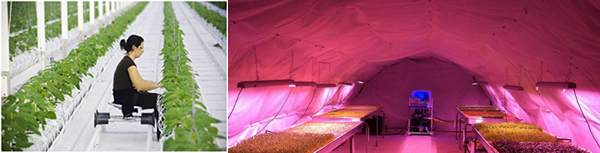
(256, 88), (294, 135)
(311, 58), (315, 82)
(314, 86), (337, 114)
(532, 61), (552, 111)
(318, 62), (321, 83)
(254, 46), (259, 80)
(565, 56), (574, 83)
(537, 61), (544, 82)
(518, 65), (523, 86)
(504, 68), (509, 122)
(227, 88), (244, 119)
(573, 89), (600, 149)
(328, 63), (331, 83)
(290, 87), (316, 126)
(290, 50), (294, 80)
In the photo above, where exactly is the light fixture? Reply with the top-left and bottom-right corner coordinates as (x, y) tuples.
(472, 81), (488, 86)
(237, 79), (295, 88)
(339, 82), (353, 86)
(503, 85), (524, 91)
(316, 83), (337, 88)
(293, 81), (317, 87)
(357, 81), (364, 84)
(535, 82), (576, 91)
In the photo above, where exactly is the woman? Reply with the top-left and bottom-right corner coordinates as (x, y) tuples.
(113, 34), (162, 119)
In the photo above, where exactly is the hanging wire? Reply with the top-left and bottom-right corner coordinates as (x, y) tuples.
(328, 63), (331, 83)
(518, 65), (523, 86)
(565, 56), (574, 82)
(290, 87), (316, 126)
(318, 62), (322, 83)
(573, 89), (600, 149)
(505, 68), (509, 85)
(537, 61), (544, 83)
(311, 58), (315, 82)
(254, 46), (259, 80)
(290, 50), (294, 80)
(256, 88), (294, 135)
(227, 88), (244, 119)
(531, 61), (552, 111)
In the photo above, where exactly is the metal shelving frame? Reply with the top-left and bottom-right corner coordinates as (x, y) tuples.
(454, 105), (522, 149)
(313, 105), (385, 146)
(406, 101), (434, 136)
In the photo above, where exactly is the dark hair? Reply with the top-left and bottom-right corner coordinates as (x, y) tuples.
(120, 34), (144, 53)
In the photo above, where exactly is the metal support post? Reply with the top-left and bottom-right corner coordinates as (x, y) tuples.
(98, 1), (103, 26)
(1, 2), (10, 97)
(37, 2), (46, 70)
(61, 1), (68, 58)
(104, 0), (109, 25)
(89, 0), (94, 27)
(78, 1), (83, 42)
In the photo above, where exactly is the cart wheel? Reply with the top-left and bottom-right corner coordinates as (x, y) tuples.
(141, 113), (155, 125)
(154, 110), (162, 141)
(94, 110), (99, 128)
(94, 110), (110, 127)
(157, 126), (162, 140)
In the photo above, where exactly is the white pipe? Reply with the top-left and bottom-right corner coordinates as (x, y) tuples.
(1, 2), (10, 97)
(78, 1), (83, 32)
(78, 1), (83, 43)
(61, 1), (68, 40)
(89, 1), (94, 27)
(36, 1), (46, 71)
(61, 1), (68, 58)
(104, 1), (109, 24)
(98, 1), (103, 25)
(110, 1), (114, 15)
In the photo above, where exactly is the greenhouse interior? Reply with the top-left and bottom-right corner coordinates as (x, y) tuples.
(1, 1), (226, 151)
(227, 0), (600, 153)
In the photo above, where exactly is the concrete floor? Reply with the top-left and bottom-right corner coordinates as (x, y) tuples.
(331, 131), (465, 153)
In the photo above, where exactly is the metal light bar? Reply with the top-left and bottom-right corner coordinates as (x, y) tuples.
(471, 81), (488, 86)
(294, 81), (317, 87)
(535, 82), (576, 90)
(316, 83), (337, 88)
(357, 81), (364, 84)
(503, 85), (524, 91)
(237, 79), (295, 88)
(339, 82), (353, 86)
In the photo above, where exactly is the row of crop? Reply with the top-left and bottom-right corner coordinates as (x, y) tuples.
(186, 1), (227, 36)
(8, 2), (106, 59)
(160, 2), (224, 151)
(9, 1), (104, 33)
(475, 122), (589, 152)
(1, 2), (148, 151)
(208, 2), (226, 10)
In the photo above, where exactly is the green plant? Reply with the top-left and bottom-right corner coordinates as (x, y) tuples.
(229, 132), (334, 153)
(160, 2), (224, 151)
(480, 128), (556, 142)
(475, 122), (556, 143)
(8, 1), (98, 59)
(208, 2), (226, 10)
(475, 122), (542, 131)
(1, 2), (148, 151)
(493, 140), (590, 153)
(186, 1), (226, 36)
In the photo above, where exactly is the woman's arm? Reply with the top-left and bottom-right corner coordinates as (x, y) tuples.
(127, 65), (161, 91)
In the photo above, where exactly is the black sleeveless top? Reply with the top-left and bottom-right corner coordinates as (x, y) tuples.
(113, 56), (137, 90)
(113, 56), (137, 106)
